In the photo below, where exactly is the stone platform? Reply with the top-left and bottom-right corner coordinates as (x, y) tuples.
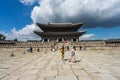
(0, 49), (120, 80)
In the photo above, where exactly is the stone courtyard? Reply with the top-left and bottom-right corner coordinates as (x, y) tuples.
(0, 49), (120, 80)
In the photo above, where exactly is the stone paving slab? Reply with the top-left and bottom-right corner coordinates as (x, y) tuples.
(19, 75), (37, 80)
(55, 76), (77, 80)
(0, 49), (120, 80)
(58, 69), (74, 76)
(1, 75), (20, 80)
(73, 69), (89, 77)
(99, 74), (118, 80)
(45, 76), (56, 80)
(78, 76), (93, 80)
(39, 70), (57, 77)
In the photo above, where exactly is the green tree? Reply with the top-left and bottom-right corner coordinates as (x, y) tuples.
(0, 34), (6, 41)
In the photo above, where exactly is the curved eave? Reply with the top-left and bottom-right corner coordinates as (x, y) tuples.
(36, 22), (84, 32)
(34, 30), (86, 37)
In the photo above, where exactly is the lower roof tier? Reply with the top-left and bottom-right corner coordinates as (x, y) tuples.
(34, 30), (86, 37)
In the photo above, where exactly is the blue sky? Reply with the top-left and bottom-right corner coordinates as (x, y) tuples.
(0, 0), (120, 41)
(86, 27), (120, 40)
(0, 0), (33, 32)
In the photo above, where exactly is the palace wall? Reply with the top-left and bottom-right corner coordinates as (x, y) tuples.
(0, 40), (120, 52)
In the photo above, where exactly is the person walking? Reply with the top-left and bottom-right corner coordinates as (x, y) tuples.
(69, 46), (76, 63)
(60, 46), (64, 61)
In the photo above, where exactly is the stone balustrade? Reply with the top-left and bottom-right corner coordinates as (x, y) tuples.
(0, 41), (120, 51)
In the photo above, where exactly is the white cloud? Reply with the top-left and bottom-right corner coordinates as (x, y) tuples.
(4, 24), (41, 41)
(16, 0), (120, 41)
(31, 0), (120, 27)
(79, 34), (95, 40)
(31, 0), (54, 23)
(19, 0), (37, 5)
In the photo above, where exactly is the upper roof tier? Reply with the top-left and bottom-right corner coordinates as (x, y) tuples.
(36, 22), (84, 32)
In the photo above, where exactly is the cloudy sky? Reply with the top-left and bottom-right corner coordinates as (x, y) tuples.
(0, 0), (120, 41)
